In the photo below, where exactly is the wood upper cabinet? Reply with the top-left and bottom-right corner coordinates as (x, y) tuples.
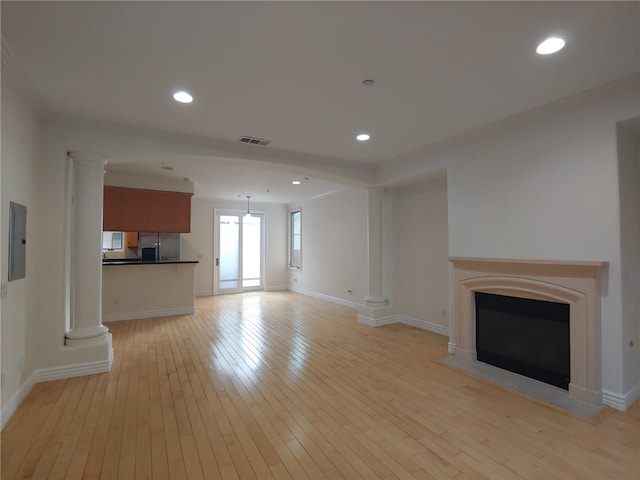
(126, 232), (139, 248)
(103, 186), (193, 233)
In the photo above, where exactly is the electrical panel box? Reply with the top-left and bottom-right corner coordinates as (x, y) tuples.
(8, 201), (27, 281)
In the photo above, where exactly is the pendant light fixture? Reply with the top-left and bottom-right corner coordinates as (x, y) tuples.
(245, 195), (252, 218)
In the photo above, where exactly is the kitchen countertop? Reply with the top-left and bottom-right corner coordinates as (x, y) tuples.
(102, 259), (199, 265)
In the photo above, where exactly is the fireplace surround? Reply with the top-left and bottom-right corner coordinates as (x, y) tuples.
(449, 257), (607, 407)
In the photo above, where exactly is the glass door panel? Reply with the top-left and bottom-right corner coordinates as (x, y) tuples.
(242, 214), (263, 289)
(217, 213), (242, 294)
(215, 210), (264, 295)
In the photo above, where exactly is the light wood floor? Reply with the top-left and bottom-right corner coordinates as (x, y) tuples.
(2, 292), (639, 479)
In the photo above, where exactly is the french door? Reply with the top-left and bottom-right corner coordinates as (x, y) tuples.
(214, 209), (265, 295)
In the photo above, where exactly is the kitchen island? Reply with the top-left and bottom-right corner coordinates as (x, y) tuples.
(102, 260), (199, 321)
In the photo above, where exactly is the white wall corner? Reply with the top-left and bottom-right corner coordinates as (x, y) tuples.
(602, 384), (640, 411)
(0, 372), (37, 431)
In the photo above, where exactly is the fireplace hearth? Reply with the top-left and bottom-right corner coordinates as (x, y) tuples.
(449, 257), (607, 407)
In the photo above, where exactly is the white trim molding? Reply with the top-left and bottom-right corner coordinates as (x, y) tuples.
(34, 359), (112, 383)
(602, 385), (640, 411)
(357, 314), (397, 327)
(289, 286), (361, 310)
(265, 285), (289, 292)
(395, 315), (449, 336)
(1, 358), (113, 431)
(290, 287), (450, 336)
(0, 372), (36, 431)
(357, 314), (450, 336)
(102, 306), (195, 322)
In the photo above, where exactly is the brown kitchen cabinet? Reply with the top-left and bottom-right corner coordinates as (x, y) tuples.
(126, 232), (139, 248)
(103, 186), (193, 233)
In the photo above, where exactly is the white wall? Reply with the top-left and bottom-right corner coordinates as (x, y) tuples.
(104, 172), (194, 194)
(1, 77), (41, 408)
(446, 88), (635, 396)
(617, 122), (640, 393)
(185, 196), (288, 296)
(378, 80), (640, 399)
(289, 188), (368, 306)
(390, 173), (449, 329)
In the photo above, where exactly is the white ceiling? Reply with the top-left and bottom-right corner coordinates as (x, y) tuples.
(2, 1), (639, 202)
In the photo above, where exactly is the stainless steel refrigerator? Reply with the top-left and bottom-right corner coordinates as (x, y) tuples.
(138, 233), (181, 261)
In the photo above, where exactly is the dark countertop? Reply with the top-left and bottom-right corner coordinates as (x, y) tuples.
(102, 259), (199, 266)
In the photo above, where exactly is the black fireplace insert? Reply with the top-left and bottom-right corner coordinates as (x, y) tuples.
(475, 292), (570, 389)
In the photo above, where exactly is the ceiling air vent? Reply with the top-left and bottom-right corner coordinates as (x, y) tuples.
(238, 136), (271, 146)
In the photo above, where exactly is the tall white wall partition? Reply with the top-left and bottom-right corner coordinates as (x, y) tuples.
(378, 79), (640, 408)
(289, 188), (368, 307)
(1, 77), (41, 421)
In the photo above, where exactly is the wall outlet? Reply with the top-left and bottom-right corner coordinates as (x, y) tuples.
(1, 283), (7, 299)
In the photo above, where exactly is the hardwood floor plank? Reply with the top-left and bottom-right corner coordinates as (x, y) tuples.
(2, 292), (639, 480)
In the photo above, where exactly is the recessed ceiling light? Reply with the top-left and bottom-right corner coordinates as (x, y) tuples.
(536, 37), (565, 55)
(161, 165), (173, 171)
(356, 133), (371, 141)
(292, 180), (301, 185)
(362, 79), (375, 87)
(173, 91), (193, 103)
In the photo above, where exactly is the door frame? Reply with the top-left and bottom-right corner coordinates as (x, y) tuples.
(213, 208), (266, 295)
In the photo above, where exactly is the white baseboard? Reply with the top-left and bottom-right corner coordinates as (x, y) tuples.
(35, 359), (112, 383)
(289, 286), (361, 310)
(197, 287), (287, 296)
(603, 384), (640, 411)
(395, 315), (449, 336)
(265, 285), (289, 292)
(358, 313), (450, 336)
(1, 357), (113, 431)
(102, 306), (195, 322)
(289, 287), (450, 337)
(448, 341), (456, 354)
(0, 371), (36, 431)
(357, 314), (397, 327)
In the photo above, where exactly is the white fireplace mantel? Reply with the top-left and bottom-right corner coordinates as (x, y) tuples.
(449, 257), (608, 407)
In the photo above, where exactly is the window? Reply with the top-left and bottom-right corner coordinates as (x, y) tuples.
(290, 209), (301, 269)
(102, 231), (123, 251)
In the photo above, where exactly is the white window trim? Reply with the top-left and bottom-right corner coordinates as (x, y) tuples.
(289, 208), (302, 270)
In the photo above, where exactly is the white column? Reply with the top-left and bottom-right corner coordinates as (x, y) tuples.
(365, 187), (388, 307)
(65, 152), (110, 347)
